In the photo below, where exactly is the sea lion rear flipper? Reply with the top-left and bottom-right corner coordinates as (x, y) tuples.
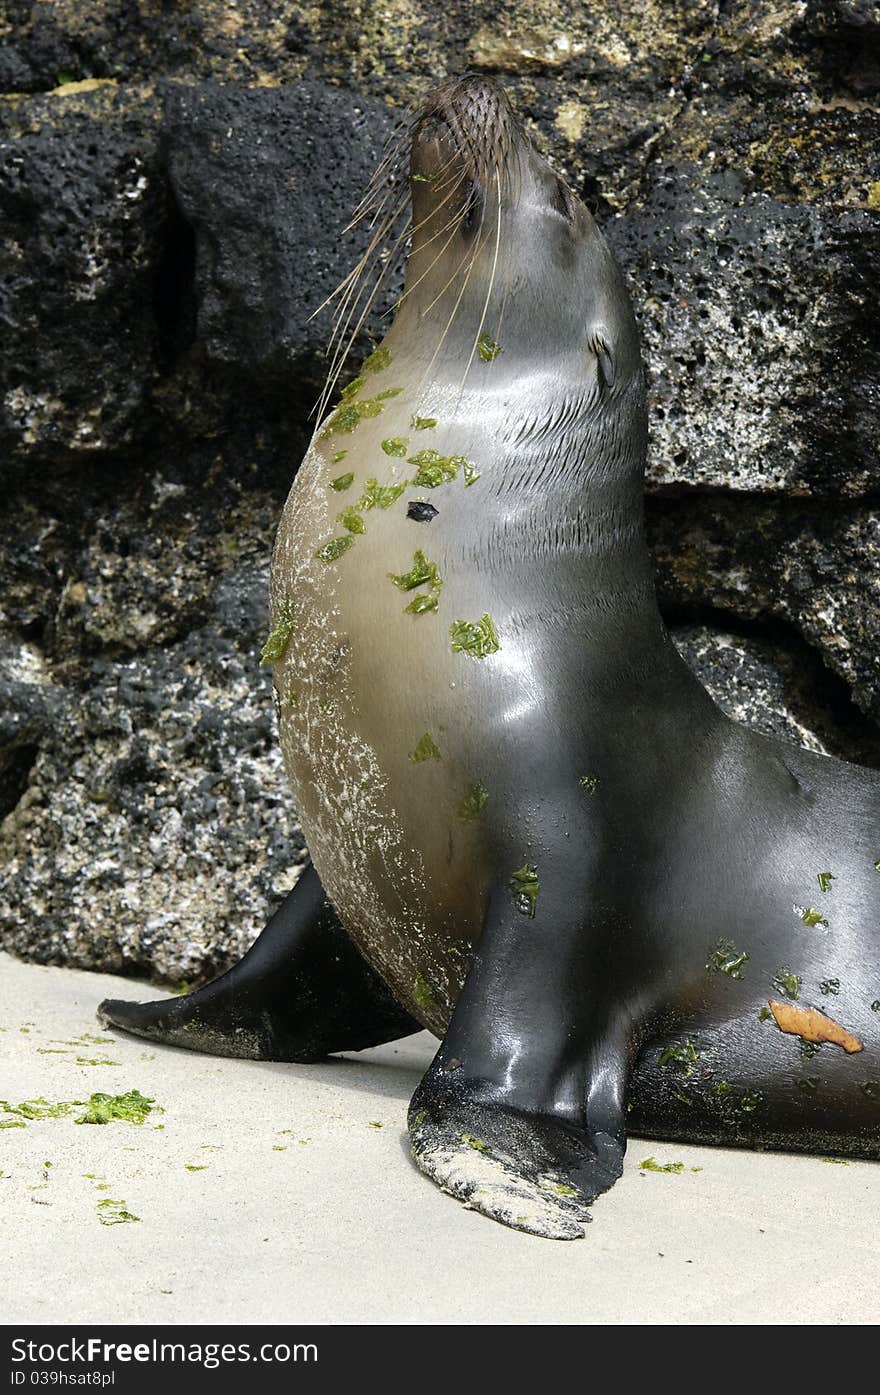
(98, 863), (421, 1061)
(407, 875), (634, 1240)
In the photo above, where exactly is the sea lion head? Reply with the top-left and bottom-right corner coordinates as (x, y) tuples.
(400, 75), (643, 406)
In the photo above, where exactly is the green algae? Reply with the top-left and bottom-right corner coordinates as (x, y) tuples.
(511, 864), (539, 919)
(658, 1039), (698, 1075)
(820, 978), (840, 996)
(462, 459), (481, 486)
(75, 1090), (158, 1126)
(799, 1039), (821, 1059)
(461, 1133), (490, 1153)
(358, 477), (408, 510)
(405, 592), (439, 615)
(579, 774), (600, 795)
(369, 1121), (383, 1130)
(376, 388), (402, 400)
(1, 1097), (80, 1122)
(640, 1157), (685, 1173)
(410, 732), (441, 763)
(381, 437), (409, 456)
(772, 969), (801, 1001)
(322, 403), (361, 437)
(184, 1164), (208, 1172)
(408, 449), (462, 488)
(459, 782), (489, 820)
(76, 1057), (120, 1067)
(540, 1179), (579, 1196)
(363, 346), (391, 373)
(412, 415), (437, 431)
(413, 975), (437, 1014)
(260, 599), (295, 666)
(822, 1157), (850, 1165)
(314, 536), (355, 565)
(706, 940), (749, 980)
(330, 472), (355, 491)
(872, 1001), (880, 1012)
(340, 375), (365, 402)
(388, 549), (441, 593)
(331, 450), (348, 465)
(817, 872), (835, 893)
(0, 1119), (26, 1129)
(450, 613), (500, 658)
(337, 506), (366, 535)
(799, 906), (828, 928)
(97, 1199), (140, 1227)
(477, 332), (502, 362)
(758, 1006), (773, 1021)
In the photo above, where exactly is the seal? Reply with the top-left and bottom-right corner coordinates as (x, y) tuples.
(99, 75), (880, 1240)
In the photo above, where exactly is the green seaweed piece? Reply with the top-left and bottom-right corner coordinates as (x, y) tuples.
(477, 332), (502, 362)
(260, 599), (295, 666)
(758, 1006), (772, 1021)
(540, 1179), (579, 1196)
(871, 1000), (880, 1012)
(820, 978), (840, 996)
(331, 450), (348, 464)
(97, 1199), (140, 1226)
(462, 459), (481, 486)
(412, 173), (431, 183)
(800, 1039), (821, 1059)
(363, 346), (391, 373)
(413, 975), (437, 1013)
(511, 864), (539, 919)
(412, 415), (437, 431)
(799, 906), (829, 928)
(381, 437), (409, 456)
(0, 1119), (26, 1129)
(376, 388), (402, 400)
(359, 477), (407, 510)
(874, 859), (880, 873)
(410, 732), (441, 763)
(355, 398), (383, 419)
(461, 1133), (490, 1153)
(822, 1157), (849, 1165)
(579, 774), (600, 795)
(330, 472), (355, 491)
(314, 536), (355, 565)
(75, 1090), (158, 1126)
(405, 592), (439, 615)
(340, 375), (365, 402)
(657, 1040), (698, 1075)
(388, 549), (441, 593)
(1, 1097), (81, 1121)
(706, 940), (750, 980)
(184, 1164), (208, 1172)
(459, 782), (489, 820)
(337, 507), (366, 535)
(772, 969), (801, 1000)
(640, 1157), (685, 1174)
(408, 450), (462, 488)
(450, 613), (500, 659)
(817, 871), (835, 893)
(369, 1121), (383, 1130)
(322, 403), (361, 437)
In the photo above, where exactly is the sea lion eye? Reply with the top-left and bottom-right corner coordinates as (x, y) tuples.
(553, 178), (574, 221)
(594, 336), (615, 389)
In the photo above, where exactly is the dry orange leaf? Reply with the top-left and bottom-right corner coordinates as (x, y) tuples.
(768, 999), (863, 1054)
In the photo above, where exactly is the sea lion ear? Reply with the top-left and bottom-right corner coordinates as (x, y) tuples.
(594, 334), (615, 390)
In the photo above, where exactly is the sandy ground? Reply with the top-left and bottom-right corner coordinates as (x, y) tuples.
(2, 951), (879, 1326)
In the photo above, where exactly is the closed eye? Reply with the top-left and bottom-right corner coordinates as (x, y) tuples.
(552, 178), (575, 222)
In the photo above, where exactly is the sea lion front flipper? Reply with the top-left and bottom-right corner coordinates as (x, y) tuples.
(98, 863), (421, 1062)
(407, 880), (634, 1240)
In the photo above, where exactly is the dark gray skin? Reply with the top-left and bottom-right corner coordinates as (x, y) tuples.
(100, 76), (880, 1240)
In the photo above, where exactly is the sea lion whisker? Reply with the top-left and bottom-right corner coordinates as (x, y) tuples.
(457, 166), (504, 397)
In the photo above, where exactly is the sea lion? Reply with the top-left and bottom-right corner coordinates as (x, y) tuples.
(100, 75), (880, 1240)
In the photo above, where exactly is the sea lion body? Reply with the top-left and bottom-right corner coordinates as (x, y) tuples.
(101, 75), (880, 1237)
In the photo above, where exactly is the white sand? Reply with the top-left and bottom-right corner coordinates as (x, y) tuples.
(2, 951), (879, 1325)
